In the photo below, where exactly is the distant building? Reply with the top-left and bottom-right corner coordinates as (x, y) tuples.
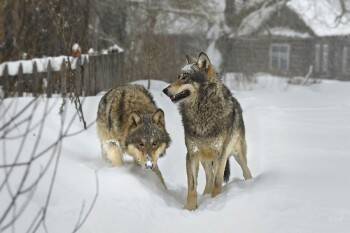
(125, 0), (211, 81)
(219, 0), (350, 80)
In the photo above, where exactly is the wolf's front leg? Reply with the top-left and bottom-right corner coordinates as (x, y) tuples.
(102, 141), (123, 167)
(212, 157), (227, 197)
(152, 165), (167, 190)
(185, 153), (199, 210)
(201, 161), (214, 195)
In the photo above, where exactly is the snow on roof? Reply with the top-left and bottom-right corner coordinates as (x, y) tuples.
(227, 0), (350, 38)
(235, 2), (285, 37)
(260, 27), (311, 38)
(288, 0), (350, 36)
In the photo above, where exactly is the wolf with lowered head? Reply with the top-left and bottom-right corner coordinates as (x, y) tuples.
(97, 84), (171, 187)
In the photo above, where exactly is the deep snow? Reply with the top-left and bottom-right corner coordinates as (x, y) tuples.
(1, 76), (350, 233)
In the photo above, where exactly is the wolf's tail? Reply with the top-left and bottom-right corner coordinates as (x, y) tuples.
(224, 158), (230, 183)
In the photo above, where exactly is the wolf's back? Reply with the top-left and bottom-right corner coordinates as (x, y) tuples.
(97, 84), (157, 131)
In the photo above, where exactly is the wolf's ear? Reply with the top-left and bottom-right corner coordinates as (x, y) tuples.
(128, 112), (141, 128)
(185, 55), (196, 64)
(197, 52), (211, 71)
(152, 109), (165, 127)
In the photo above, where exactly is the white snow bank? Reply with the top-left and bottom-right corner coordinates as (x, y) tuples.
(1, 76), (350, 233)
(224, 73), (291, 91)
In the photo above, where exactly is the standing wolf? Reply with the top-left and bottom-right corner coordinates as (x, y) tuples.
(163, 52), (252, 210)
(97, 84), (171, 187)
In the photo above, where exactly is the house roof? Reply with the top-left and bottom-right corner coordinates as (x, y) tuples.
(288, 0), (350, 37)
(259, 27), (311, 38)
(236, 1), (286, 37)
(228, 0), (350, 38)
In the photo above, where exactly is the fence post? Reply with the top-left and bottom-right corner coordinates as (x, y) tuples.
(82, 56), (89, 96)
(60, 60), (67, 97)
(32, 61), (39, 97)
(118, 52), (125, 85)
(89, 55), (97, 95)
(46, 60), (53, 97)
(75, 57), (82, 96)
(17, 63), (24, 97)
(111, 52), (119, 87)
(2, 65), (9, 98)
(110, 53), (114, 88)
(96, 54), (107, 93)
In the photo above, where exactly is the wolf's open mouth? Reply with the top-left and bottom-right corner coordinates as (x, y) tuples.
(170, 90), (191, 103)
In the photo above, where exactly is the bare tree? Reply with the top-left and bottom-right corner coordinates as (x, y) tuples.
(0, 97), (98, 232)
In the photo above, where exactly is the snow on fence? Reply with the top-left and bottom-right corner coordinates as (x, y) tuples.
(0, 52), (125, 98)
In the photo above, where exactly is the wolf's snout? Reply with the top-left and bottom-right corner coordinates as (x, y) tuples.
(162, 87), (169, 96)
(145, 160), (153, 169)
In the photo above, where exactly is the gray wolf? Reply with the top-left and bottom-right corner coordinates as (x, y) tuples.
(97, 84), (171, 187)
(163, 52), (252, 210)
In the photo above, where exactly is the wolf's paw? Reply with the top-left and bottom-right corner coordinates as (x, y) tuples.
(203, 187), (212, 195)
(184, 202), (198, 211)
(244, 173), (253, 180)
(211, 187), (222, 198)
(110, 159), (124, 167)
(104, 157), (123, 167)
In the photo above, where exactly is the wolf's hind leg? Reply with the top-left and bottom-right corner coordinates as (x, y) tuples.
(185, 153), (199, 210)
(102, 140), (124, 167)
(234, 138), (252, 180)
(201, 161), (214, 195)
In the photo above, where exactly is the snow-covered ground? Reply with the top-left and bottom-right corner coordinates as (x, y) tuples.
(1, 76), (350, 233)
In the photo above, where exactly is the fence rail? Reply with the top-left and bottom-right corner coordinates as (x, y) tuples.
(0, 52), (125, 98)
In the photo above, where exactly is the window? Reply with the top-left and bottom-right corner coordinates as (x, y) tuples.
(343, 46), (350, 74)
(322, 44), (329, 72)
(315, 44), (321, 72)
(314, 43), (330, 73)
(270, 44), (290, 72)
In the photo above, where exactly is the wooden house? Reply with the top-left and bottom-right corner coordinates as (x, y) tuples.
(219, 0), (350, 80)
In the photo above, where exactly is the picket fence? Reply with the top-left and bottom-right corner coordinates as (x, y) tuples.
(0, 52), (125, 98)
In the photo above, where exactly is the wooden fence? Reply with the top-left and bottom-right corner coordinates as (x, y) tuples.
(0, 52), (125, 98)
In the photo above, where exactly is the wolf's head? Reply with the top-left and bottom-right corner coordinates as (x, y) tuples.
(162, 52), (217, 103)
(125, 109), (171, 169)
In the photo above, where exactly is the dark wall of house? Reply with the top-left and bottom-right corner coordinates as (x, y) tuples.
(288, 38), (314, 76)
(310, 36), (350, 80)
(333, 37), (350, 80)
(218, 36), (313, 77)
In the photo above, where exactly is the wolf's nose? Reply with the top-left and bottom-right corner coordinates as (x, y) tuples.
(145, 160), (153, 169)
(162, 88), (168, 95)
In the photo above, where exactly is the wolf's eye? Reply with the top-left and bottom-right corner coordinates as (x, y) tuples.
(138, 142), (145, 148)
(180, 74), (189, 81)
(152, 142), (158, 148)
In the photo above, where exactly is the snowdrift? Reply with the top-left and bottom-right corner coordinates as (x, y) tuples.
(1, 76), (350, 233)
